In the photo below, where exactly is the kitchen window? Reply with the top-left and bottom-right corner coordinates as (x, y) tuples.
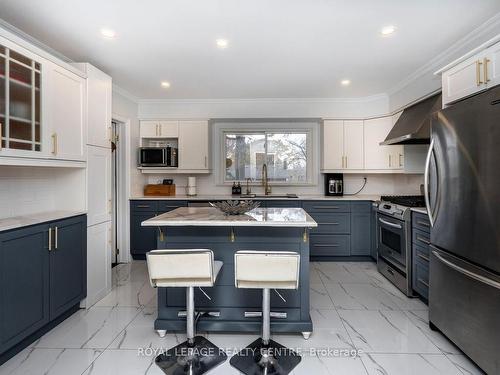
(223, 130), (312, 185)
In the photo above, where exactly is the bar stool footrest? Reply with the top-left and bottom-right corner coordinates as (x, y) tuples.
(155, 336), (227, 375)
(230, 338), (301, 375)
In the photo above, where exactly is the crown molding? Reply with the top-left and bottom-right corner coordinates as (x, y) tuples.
(387, 13), (500, 97)
(112, 84), (139, 103)
(138, 93), (388, 106)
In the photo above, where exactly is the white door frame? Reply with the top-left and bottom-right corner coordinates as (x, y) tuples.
(112, 113), (132, 264)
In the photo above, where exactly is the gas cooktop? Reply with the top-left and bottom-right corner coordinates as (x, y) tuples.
(380, 195), (426, 208)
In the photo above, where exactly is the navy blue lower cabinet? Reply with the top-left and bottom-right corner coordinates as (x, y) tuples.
(49, 215), (87, 319)
(130, 211), (158, 258)
(130, 200), (187, 259)
(0, 214), (87, 363)
(349, 202), (372, 257)
(370, 205), (378, 260)
(0, 224), (50, 355)
(411, 212), (430, 300)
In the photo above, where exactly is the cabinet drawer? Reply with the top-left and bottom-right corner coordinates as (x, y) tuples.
(413, 243), (430, 264)
(158, 201), (187, 212)
(412, 228), (431, 248)
(302, 201), (350, 213)
(309, 213), (350, 234)
(265, 200), (301, 208)
(412, 212), (430, 233)
(351, 201), (372, 213)
(130, 200), (158, 212)
(310, 235), (350, 256)
(413, 259), (429, 299)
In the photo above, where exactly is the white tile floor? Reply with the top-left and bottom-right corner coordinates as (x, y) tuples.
(0, 261), (485, 375)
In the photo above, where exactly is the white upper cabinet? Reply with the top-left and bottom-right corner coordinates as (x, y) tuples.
(322, 120), (344, 170)
(364, 115), (404, 171)
(322, 120), (363, 171)
(87, 145), (111, 226)
(46, 62), (86, 161)
(440, 39), (500, 106)
(76, 64), (111, 148)
(140, 121), (178, 138)
(343, 120), (364, 169)
(159, 121), (179, 138)
(178, 120), (210, 171)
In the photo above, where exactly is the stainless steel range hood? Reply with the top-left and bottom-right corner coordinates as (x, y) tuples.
(381, 93), (442, 145)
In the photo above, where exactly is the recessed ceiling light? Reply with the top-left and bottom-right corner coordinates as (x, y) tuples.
(380, 25), (396, 36)
(100, 28), (117, 39)
(216, 39), (229, 49)
(341, 79), (351, 86)
(161, 81), (171, 88)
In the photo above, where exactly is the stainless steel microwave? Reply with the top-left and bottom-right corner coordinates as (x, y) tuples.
(139, 147), (178, 167)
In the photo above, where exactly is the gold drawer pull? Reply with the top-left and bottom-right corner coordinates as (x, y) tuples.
(417, 253), (430, 262)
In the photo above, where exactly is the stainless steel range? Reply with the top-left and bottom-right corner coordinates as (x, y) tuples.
(376, 195), (425, 296)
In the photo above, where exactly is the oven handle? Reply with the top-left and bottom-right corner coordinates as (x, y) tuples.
(378, 218), (403, 229)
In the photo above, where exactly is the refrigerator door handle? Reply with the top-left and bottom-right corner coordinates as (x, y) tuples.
(424, 139), (435, 227)
(432, 250), (500, 290)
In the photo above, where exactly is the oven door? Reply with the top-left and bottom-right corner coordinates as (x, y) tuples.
(140, 148), (166, 166)
(377, 213), (407, 270)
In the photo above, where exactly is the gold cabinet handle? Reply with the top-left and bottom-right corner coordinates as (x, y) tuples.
(399, 154), (403, 167)
(389, 154), (392, 167)
(484, 57), (490, 83)
(0, 122), (2, 151)
(48, 227), (52, 251)
(51, 133), (58, 155)
(345, 155), (347, 168)
(476, 60), (483, 86)
(159, 124), (162, 137)
(54, 226), (58, 249)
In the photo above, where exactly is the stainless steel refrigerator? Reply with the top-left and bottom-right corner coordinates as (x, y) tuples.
(426, 85), (500, 374)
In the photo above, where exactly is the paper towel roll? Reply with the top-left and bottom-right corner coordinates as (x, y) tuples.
(188, 176), (196, 187)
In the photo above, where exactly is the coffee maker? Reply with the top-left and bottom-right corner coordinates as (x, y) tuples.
(325, 173), (343, 196)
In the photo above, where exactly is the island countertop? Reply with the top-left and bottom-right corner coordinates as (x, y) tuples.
(141, 206), (318, 228)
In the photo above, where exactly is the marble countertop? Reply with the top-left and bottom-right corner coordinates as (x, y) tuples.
(142, 207), (318, 228)
(131, 194), (380, 201)
(0, 210), (87, 232)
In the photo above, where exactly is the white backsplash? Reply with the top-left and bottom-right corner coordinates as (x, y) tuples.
(145, 173), (424, 197)
(0, 166), (86, 220)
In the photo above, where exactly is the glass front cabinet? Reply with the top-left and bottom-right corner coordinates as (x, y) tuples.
(0, 36), (86, 163)
(0, 41), (43, 156)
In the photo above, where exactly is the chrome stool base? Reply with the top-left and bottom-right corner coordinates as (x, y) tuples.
(155, 336), (227, 375)
(229, 338), (301, 375)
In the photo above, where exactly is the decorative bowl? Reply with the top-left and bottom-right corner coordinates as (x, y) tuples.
(210, 200), (260, 215)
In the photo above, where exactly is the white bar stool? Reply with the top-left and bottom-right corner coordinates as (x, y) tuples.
(146, 249), (227, 375)
(230, 250), (302, 375)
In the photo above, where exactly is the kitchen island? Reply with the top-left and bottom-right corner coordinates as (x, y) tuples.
(142, 206), (317, 339)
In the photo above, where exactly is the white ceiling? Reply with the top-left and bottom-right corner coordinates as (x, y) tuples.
(1, 0), (500, 100)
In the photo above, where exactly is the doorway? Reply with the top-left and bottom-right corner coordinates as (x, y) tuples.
(111, 119), (125, 267)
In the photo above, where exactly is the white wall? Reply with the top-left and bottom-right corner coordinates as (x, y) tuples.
(112, 89), (145, 197)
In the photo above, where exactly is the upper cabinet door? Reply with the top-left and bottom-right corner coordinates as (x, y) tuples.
(484, 42), (500, 89)
(442, 55), (487, 106)
(158, 121), (179, 138)
(0, 40), (45, 158)
(343, 120), (364, 169)
(178, 120), (209, 170)
(364, 116), (393, 169)
(322, 120), (343, 170)
(140, 121), (159, 138)
(86, 65), (111, 148)
(47, 63), (86, 161)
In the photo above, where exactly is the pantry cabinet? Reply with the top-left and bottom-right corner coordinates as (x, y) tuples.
(322, 120), (364, 171)
(87, 145), (112, 226)
(440, 39), (500, 106)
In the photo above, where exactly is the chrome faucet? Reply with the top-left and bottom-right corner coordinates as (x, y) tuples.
(261, 163), (272, 195)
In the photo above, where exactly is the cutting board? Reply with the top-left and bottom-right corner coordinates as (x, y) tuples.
(144, 184), (176, 196)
